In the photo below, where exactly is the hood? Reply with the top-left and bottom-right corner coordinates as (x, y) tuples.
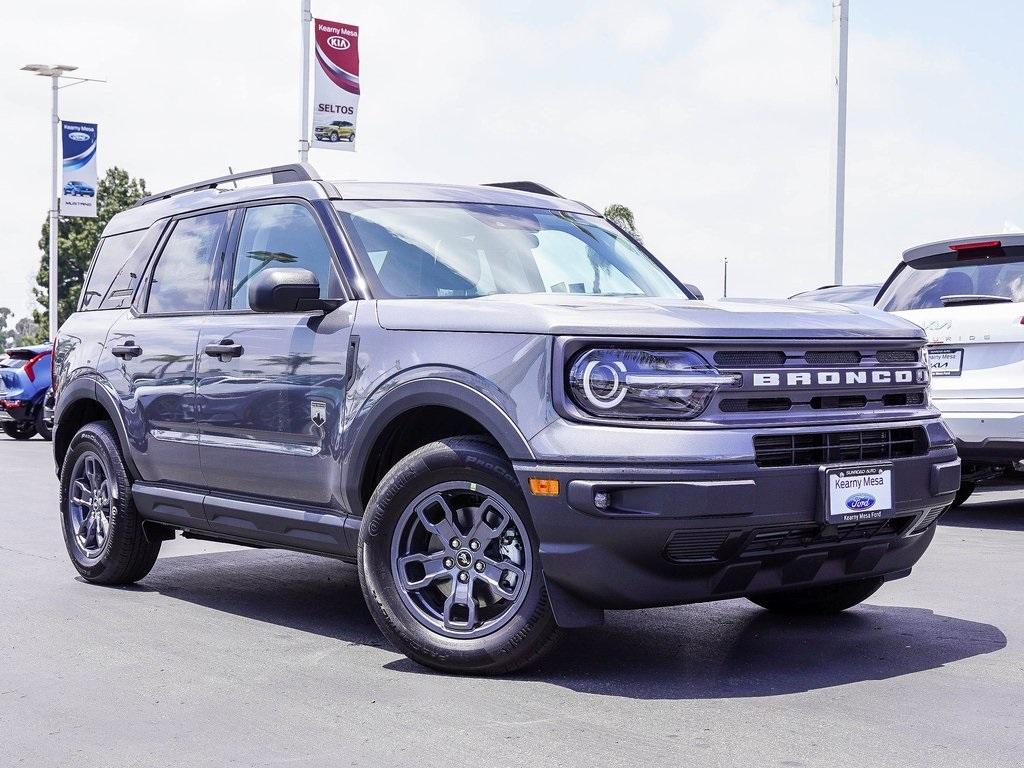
(375, 295), (925, 340)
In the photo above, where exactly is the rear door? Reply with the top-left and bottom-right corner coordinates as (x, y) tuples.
(879, 241), (1024, 400)
(196, 200), (354, 507)
(102, 209), (231, 486)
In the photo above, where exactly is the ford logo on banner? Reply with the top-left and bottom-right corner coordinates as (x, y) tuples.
(846, 493), (876, 511)
(68, 131), (90, 142)
(327, 35), (350, 50)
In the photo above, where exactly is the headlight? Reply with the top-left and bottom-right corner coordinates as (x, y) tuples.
(567, 348), (739, 420)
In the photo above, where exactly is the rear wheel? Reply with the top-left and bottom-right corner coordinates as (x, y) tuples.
(358, 437), (560, 675)
(950, 481), (976, 509)
(748, 576), (884, 615)
(59, 421), (160, 584)
(2, 421), (36, 440)
(35, 408), (52, 441)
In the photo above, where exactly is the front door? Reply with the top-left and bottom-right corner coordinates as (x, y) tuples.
(196, 201), (354, 507)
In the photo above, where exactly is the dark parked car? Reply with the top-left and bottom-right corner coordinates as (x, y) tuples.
(51, 164), (958, 674)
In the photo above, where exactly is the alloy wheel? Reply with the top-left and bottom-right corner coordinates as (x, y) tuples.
(67, 452), (114, 558)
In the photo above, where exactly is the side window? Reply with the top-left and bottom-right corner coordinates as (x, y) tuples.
(146, 211), (227, 314)
(229, 204), (338, 310)
(80, 230), (146, 310)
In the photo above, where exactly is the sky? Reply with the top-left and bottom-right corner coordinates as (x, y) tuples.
(2, 0), (1024, 318)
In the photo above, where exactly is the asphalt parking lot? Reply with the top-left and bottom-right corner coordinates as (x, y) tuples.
(1, 436), (1021, 768)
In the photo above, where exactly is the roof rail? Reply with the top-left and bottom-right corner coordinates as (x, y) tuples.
(483, 181), (563, 198)
(135, 163), (321, 207)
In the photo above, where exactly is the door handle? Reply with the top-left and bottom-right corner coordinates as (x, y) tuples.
(204, 340), (244, 360)
(110, 341), (142, 360)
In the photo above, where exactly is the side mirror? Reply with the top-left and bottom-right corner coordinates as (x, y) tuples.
(682, 283), (704, 300)
(249, 268), (339, 313)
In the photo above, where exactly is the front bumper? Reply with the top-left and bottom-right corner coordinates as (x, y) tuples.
(933, 397), (1024, 464)
(514, 426), (958, 613)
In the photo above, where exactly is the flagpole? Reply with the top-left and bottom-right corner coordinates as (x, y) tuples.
(49, 73), (59, 340)
(830, 0), (849, 285)
(299, 0), (312, 162)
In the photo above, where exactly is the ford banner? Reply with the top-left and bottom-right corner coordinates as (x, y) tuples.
(61, 121), (98, 218)
(312, 19), (359, 151)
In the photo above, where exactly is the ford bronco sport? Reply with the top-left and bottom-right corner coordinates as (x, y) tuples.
(52, 164), (960, 674)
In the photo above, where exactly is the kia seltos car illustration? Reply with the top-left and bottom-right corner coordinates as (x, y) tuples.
(879, 234), (1024, 506)
(63, 180), (95, 197)
(313, 120), (355, 142)
(51, 164), (959, 675)
(1, 344), (53, 440)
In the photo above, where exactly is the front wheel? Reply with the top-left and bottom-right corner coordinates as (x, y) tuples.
(358, 437), (560, 675)
(2, 421), (36, 440)
(747, 576), (884, 615)
(950, 481), (976, 509)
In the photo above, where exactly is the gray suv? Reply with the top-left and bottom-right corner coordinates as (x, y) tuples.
(52, 164), (961, 674)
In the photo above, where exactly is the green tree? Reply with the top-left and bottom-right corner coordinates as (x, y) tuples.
(603, 203), (643, 243)
(0, 307), (12, 347)
(12, 317), (40, 347)
(33, 167), (149, 338)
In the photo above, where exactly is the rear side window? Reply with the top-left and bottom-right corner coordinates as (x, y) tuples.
(146, 211), (228, 314)
(228, 203), (338, 310)
(80, 230), (146, 310)
(879, 246), (1024, 311)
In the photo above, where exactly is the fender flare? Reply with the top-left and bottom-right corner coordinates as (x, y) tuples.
(341, 376), (535, 515)
(53, 375), (140, 479)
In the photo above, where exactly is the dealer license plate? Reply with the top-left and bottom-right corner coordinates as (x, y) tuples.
(928, 347), (963, 377)
(824, 464), (894, 524)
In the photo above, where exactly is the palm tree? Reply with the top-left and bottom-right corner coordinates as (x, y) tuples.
(603, 204), (642, 243)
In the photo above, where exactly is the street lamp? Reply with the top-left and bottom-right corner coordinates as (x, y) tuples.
(21, 63), (103, 341)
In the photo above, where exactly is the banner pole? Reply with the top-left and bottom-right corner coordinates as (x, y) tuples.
(299, 0), (312, 162)
(830, 0), (849, 286)
(49, 74), (59, 340)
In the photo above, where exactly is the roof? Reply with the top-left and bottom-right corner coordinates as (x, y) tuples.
(103, 164), (596, 237)
(902, 234), (1024, 263)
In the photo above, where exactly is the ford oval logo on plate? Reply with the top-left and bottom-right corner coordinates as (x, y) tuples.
(845, 493), (876, 511)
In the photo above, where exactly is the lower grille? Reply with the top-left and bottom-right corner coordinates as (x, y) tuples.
(911, 506), (946, 534)
(744, 517), (911, 555)
(753, 427), (926, 468)
(664, 529), (736, 563)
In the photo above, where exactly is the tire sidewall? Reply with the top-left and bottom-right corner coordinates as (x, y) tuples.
(358, 440), (555, 673)
(59, 423), (135, 579)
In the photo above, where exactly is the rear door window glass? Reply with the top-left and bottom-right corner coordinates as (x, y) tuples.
(146, 212), (228, 314)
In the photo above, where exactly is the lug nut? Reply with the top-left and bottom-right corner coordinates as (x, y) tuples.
(458, 571), (469, 583)
(474, 561), (485, 573)
(443, 557), (455, 569)
(469, 540), (480, 551)
(450, 538), (461, 549)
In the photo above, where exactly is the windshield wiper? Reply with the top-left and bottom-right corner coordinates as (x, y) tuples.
(939, 294), (1014, 306)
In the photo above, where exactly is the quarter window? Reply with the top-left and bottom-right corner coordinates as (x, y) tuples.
(146, 211), (227, 314)
(80, 230), (146, 310)
(229, 204), (338, 310)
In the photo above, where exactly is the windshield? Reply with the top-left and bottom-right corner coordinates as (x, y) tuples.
(879, 246), (1024, 311)
(335, 201), (684, 299)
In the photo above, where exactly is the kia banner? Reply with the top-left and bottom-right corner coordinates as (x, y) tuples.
(61, 121), (98, 217)
(311, 19), (360, 151)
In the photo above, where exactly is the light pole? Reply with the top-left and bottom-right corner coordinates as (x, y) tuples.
(21, 63), (102, 340)
(830, 0), (850, 286)
(299, 0), (312, 162)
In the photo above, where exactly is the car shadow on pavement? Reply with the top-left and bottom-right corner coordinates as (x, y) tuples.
(940, 498), (1024, 532)
(135, 548), (1006, 700)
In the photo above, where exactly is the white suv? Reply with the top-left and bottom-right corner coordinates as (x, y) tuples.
(878, 234), (1024, 505)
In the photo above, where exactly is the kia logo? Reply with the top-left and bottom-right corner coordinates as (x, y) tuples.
(68, 131), (90, 142)
(327, 35), (350, 50)
(845, 493), (876, 511)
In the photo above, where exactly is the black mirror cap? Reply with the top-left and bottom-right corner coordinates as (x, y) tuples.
(249, 268), (335, 313)
(682, 283), (704, 301)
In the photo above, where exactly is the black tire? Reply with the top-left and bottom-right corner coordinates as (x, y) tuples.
(329, 132), (339, 142)
(358, 437), (561, 675)
(748, 576), (885, 615)
(950, 481), (976, 509)
(2, 421), (36, 440)
(35, 408), (53, 441)
(59, 421), (160, 584)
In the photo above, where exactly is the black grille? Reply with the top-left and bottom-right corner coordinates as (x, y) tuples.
(877, 349), (918, 363)
(664, 529), (736, 563)
(753, 427), (926, 468)
(911, 506), (946, 534)
(883, 392), (926, 407)
(720, 397), (792, 413)
(810, 395), (867, 410)
(714, 351), (786, 368)
(744, 517), (911, 555)
(804, 350), (861, 366)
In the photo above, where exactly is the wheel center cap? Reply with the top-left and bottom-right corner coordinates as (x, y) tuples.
(456, 550), (473, 569)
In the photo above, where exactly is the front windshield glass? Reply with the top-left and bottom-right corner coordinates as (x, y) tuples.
(878, 246), (1024, 311)
(335, 201), (684, 299)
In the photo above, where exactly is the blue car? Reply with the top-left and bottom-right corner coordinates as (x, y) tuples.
(63, 180), (95, 197)
(0, 345), (53, 440)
